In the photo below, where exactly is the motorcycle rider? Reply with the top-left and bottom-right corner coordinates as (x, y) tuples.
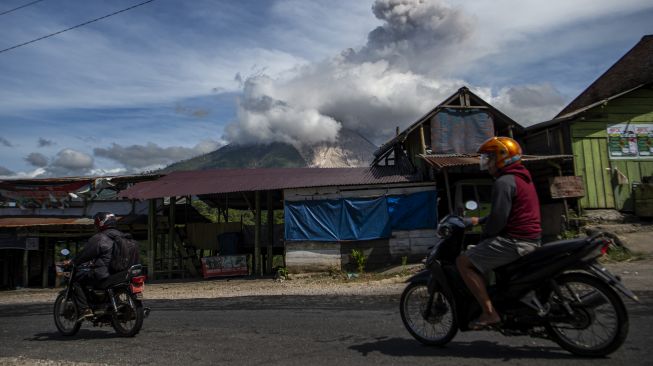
(64, 212), (120, 321)
(456, 136), (542, 329)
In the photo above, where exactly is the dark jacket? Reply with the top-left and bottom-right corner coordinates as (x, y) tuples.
(72, 228), (121, 280)
(482, 163), (542, 240)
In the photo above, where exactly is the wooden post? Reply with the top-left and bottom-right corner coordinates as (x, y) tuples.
(22, 249), (29, 288)
(419, 125), (427, 154)
(266, 191), (274, 274)
(148, 199), (156, 281)
(254, 191), (261, 276)
(41, 238), (49, 288)
(443, 168), (453, 214)
(168, 196), (176, 279)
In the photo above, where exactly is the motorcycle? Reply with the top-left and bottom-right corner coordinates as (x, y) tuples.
(400, 201), (639, 357)
(53, 249), (150, 337)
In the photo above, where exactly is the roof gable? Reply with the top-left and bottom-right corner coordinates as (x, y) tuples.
(556, 35), (653, 118)
(373, 86), (523, 161)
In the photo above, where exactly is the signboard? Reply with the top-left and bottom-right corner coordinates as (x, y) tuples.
(608, 123), (653, 159)
(549, 176), (585, 199)
(200, 255), (248, 278)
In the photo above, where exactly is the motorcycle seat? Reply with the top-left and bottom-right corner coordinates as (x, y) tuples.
(494, 237), (589, 276)
(97, 270), (130, 289)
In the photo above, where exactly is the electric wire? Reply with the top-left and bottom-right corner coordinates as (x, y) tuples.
(0, 0), (156, 54)
(0, 0), (45, 17)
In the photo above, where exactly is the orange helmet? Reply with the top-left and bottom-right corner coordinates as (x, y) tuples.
(477, 136), (522, 169)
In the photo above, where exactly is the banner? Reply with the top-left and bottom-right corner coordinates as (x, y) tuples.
(200, 255), (248, 278)
(608, 123), (653, 159)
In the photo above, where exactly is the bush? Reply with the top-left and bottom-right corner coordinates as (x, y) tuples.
(350, 249), (368, 274)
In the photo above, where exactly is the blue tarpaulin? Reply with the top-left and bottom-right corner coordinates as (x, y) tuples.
(387, 190), (437, 230)
(284, 190), (437, 241)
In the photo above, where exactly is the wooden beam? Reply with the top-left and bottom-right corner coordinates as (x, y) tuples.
(41, 237), (48, 288)
(267, 191), (274, 274)
(168, 196), (176, 279)
(22, 249), (29, 288)
(443, 168), (453, 214)
(254, 191), (261, 276)
(148, 199), (156, 281)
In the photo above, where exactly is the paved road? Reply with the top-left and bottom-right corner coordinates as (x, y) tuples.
(0, 291), (651, 366)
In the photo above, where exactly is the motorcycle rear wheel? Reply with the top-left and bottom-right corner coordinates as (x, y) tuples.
(53, 293), (81, 336)
(400, 280), (458, 346)
(546, 272), (628, 357)
(110, 289), (144, 337)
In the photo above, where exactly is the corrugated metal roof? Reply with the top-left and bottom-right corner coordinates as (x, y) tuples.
(420, 154), (573, 169)
(120, 166), (423, 199)
(0, 217), (93, 228)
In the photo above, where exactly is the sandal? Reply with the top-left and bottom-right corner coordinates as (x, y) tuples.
(469, 317), (502, 330)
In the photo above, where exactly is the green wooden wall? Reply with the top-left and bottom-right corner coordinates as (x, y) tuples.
(570, 88), (653, 210)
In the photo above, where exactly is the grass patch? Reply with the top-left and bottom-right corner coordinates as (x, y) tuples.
(601, 246), (647, 263)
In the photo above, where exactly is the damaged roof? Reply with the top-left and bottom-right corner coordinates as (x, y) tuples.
(120, 166), (424, 200)
(420, 154), (573, 170)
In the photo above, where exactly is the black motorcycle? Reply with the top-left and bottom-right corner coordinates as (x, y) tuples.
(54, 249), (150, 337)
(400, 202), (639, 357)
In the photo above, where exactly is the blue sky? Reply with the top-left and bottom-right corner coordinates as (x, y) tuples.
(1, 0), (652, 177)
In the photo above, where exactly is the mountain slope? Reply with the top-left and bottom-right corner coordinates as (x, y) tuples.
(162, 129), (378, 172)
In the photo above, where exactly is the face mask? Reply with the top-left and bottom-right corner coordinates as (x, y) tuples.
(479, 154), (490, 171)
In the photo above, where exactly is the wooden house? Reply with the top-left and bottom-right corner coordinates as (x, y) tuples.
(525, 35), (653, 212)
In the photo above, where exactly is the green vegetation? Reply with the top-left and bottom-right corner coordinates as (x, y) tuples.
(350, 249), (368, 274)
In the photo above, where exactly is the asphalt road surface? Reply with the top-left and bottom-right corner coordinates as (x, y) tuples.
(1, 292), (651, 366)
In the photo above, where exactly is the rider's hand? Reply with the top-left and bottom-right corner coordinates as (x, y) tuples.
(471, 217), (479, 226)
(63, 259), (72, 266)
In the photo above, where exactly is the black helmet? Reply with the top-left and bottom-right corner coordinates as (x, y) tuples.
(93, 212), (117, 231)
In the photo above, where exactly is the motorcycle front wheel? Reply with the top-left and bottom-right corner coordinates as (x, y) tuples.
(546, 272), (629, 357)
(110, 289), (144, 337)
(400, 280), (457, 346)
(53, 293), (81, 336)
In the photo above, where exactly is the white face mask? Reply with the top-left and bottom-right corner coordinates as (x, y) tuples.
(479, 154), (491, 171)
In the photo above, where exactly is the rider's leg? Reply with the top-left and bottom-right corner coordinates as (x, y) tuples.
(72, 271), (94, 319)
(456, 255), (500, 324)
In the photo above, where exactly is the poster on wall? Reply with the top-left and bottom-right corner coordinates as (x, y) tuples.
(635, 125), (653, 157)
(607, 123), (653, 159)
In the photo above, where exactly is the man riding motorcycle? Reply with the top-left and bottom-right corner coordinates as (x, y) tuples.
(456, 136), (542, 330)
(64, 211), (121, 321)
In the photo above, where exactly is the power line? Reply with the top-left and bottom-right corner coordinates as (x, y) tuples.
(0, 0), (45, 16)
(0, 0), (156, 54)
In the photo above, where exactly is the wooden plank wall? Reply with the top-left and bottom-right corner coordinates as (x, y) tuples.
(570, 88), (653, 210)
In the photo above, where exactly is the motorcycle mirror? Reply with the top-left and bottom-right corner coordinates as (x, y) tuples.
(60, 249), (70, 256)
(465, 200), (478, 211)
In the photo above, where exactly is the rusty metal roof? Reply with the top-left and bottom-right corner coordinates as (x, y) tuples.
(120, 166), (423, 199)
(0, 217), (93, 228)
(420, 154), (573, 170)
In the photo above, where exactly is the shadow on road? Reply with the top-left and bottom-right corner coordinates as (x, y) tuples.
(26, 329), (123, 342)
(349, 337), (579, 360)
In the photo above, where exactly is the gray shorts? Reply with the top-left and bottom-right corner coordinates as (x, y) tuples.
(464, 236), (539, 274)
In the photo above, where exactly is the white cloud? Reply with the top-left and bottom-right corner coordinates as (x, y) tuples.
(51, 148), (94, 171)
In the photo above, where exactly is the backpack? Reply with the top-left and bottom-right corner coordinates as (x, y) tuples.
(106, 231), (140, 273)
